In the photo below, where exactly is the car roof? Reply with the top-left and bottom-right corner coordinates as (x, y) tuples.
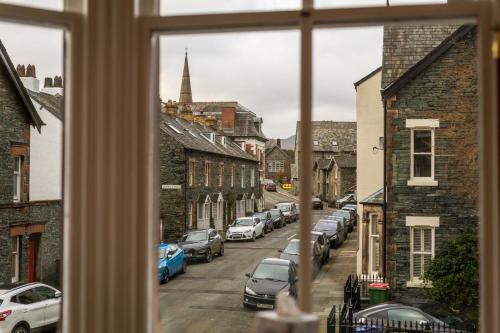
(311, 231), (325, 236)
(0, 282), (52, 296)
(355, 302), (412, 316)
(186, 229), (210, 233)
(261, 258), (291, 266)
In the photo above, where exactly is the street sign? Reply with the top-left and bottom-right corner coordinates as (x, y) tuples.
(161, 184), (181, 190)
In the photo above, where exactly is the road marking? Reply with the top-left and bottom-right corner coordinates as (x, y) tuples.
(287, 233), (297, 240)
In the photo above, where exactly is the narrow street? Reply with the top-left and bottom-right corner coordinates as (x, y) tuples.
(159, 191), (357, 333)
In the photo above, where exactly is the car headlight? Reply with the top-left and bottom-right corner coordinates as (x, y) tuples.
(226, 230), (231, 235)
(245, 287), (256, 295)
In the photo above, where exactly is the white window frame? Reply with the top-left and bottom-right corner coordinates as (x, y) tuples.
(251, 168), (255, 187)
(189, 160), (195, 187)
(241, 165), (246, 188)
(1, 0), (495, 329)
(406, 119), (439, 186)
(231, 164), (235, 187)
(11, 236), (21, 283)
(369, 213), (379, 274)
(219, 163), (224, 187)
(188, 202), (193, 228)
(13, 156), (22, 202)
(406, 216), (439, 287)
(204, 161), (210, 187)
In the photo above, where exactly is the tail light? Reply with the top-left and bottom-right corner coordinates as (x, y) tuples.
(0, 309), (12, 321)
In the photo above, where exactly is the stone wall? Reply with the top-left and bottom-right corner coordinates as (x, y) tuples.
(385, 29), (478, 302)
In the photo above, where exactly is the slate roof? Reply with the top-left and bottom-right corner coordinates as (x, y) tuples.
(265, 145), (293, 162)
(360, 187), (384, 205)
(160, 113), (258, 162)
(28, 90), (64, 120)
(382, 25), (475, 100)
(296, 121), (356, 153)
(314, 158), (333, 171)
(332, 154), (356, 169)
(0, 40), (43, 131)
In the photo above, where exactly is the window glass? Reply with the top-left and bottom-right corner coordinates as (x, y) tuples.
(34, 286), (56, 300)
(388, 309), (428, 323)
(367, 310), (388, 320)
(13, 289), (41, 304)
(252, 263), (289, 282)
(413, 130), (432, 153)
(0, 0), (63, 11)
(414, 155), (432, 177)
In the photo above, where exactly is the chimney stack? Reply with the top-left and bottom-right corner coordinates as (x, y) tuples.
(53, 75), (63, 88)
(26, 64), (36, 78)
(164, 99), (178, 116)
(44, 77), (53, 88)
(205, 114), (217, 130)
(193, 112), (206, 126)
(277, 139), (281, 148)
(179, 104), (193, 122)
(16, 64), (25, 77)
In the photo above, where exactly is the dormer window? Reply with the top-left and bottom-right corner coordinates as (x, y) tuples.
(202, 132), (216, 144)
(167, 123), (183, 134)
(221, 136), (226, 147)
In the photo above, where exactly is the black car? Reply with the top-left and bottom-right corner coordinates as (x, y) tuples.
(312, 197), (324, 210)
(243, 258), (298, 310)
(313, 220), (344, 248)
(333, 210), (354, 233)
(178, 229), (224, 262)
(253, 211), (274, 233)
(278, 239), (323, 276)
(269, 208), (285, 228)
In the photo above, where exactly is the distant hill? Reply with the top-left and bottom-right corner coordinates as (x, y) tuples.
(266, 134), (296, 151)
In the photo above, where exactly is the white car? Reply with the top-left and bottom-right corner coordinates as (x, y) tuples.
(274, 202), (297, 223)
(226, 217), (264, 241)
(0, 282), (61, 333)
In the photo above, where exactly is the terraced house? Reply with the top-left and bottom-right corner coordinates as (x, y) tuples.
(159, 102), (261, 242)
(383, 24), (479, 303)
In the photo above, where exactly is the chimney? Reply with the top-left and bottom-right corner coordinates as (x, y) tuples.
(221, 107), (236, 129)
(26, 64), (36, 78)
(53, 75), (63, 88)
(179, 104), (193, 122)
(205, 114), (217, 130)
(44, 77), (53, 88)
(277, 139), (281, 148)
(193, 112), (206, 126)
(16, 64), (25, 77)
(164, 99), (178, 116)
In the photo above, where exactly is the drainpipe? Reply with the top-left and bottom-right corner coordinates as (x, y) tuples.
(383, 99), (387, 278)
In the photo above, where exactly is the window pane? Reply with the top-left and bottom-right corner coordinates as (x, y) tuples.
(413, 228), (421, 251)
(414, 154), (431, 177)
(423, 228), (432, 252)
(413, 254), (422, 277)
(413, 130), (432, 153)
(0, 0), (63, 11)
(316, 0), (446, 9)
(160, 0), (300, 16)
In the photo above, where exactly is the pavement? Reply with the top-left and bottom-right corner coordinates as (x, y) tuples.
(159, 190), (356, 333)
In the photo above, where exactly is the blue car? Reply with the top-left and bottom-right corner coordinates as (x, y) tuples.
(159, 243), (187, 283)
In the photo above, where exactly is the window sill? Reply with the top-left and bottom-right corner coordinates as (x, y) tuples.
(406, 280), (432, 288)
(407, 179), (438, 187)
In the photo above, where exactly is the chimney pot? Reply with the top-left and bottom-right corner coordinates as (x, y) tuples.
(53, 75), (63, 88)
(205, 114), (217, 130)
(16, 64), (26, 77)
(26, 64), (36, 78)
(193, 112), (206, 126)
(44, 77), (53, 88)
(164, 99), (178, 116)
(179, 104), (193, 122)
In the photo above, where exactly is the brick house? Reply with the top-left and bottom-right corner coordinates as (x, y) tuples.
(265, 142), (293, 184)
(382, 25), (478, 302)
(159, 106), (261, 242)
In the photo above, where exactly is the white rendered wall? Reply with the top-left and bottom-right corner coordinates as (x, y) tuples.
(355, 70), (384, 274)
(29, 99), (63, 201)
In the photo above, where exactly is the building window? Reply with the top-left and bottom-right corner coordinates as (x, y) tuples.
(313, 140), (319, 145)
(11, 236), (21, 283)
(188, 160), (195, 187)
(231, 164), (235, 187)
(406, 119), (439, 186)
(334, 165), (338, 179)
(251, 169), (255, 187)
(13, 156), (22, 202)
(410, 227), (434, 281)
(204, 161), (211, 187)
(219, 163), (224, 187)
(334, 184), (338, 196)
(369, 214), (380, 273)
(241, 165), (246, 188)
(188, 203), (193, 228)
(267, 161), (273, 172)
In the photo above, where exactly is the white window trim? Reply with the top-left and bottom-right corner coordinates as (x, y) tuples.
(369, 213), (379, 274)
(204, 161), (211, 187)
(13, 156), (21, 202)
(189, 160), (195, 187)
(251, 168), (255, 187)
(241, 165), (246, 188)
(11, 236), (20, 283)
(407, 123), (438, 186)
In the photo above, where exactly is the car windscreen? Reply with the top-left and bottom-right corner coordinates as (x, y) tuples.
(276, 204), (290, 211)
(315, 221), (337, 232)
(283, 241), (299, 254)
(181, 231), (208, 242)
(232, 218), (254, 226)
(334, 211), (350, 218)
(269, 209), (281, 217)
(253, 263), (289, 282)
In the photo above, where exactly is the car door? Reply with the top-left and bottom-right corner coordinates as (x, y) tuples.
(168, 245), (181, 274)
(289, 263), (299, 296)
(34, 286), (61, 326)
(11, 289), (45, 329)
(255, 218), (263, 236)
(209, 230), (219, 253)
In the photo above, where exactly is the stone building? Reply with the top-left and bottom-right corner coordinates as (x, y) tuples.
(159, 105), (261, 242)
(173, 52), (268, 182)
(265, 141), (293, 184)
(313, 155), (356, 206)
(382, 25), (478, 302)
(0, 41), (64, 286)
(293, 121), (356, 194)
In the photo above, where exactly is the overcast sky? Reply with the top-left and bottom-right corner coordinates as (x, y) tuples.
(1, 0), (444, 138)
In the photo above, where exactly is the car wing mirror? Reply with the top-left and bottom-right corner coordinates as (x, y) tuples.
(245, 273), (251, 278)
(278, 249), (283, 253)
(54, 291), (62, 298)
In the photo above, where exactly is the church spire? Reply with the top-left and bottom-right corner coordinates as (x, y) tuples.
(179, 49), (193, 104)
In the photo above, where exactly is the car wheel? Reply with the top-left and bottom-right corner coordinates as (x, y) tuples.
(206, 249), (213, 263)
(161, 268), (169, 284)
(252, 232), (256, 242)
(219, 243), (224, 256)
(181, 260), (187, 274)
(12, 325), (30, 333)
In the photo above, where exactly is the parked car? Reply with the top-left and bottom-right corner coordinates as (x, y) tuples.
(343, 204), (357, 212)
(179, 229), (224, 262)
(295, 203), (300, 218)
(159, 243), (186, 283)
(243, 258), (298, 310)
(336, 193), (357, 208)
(226, 216), (264, 241)
(253, 211), (274, 233)
(265, 181), (277, 192)
(311, 231), (330, 264)
(0, 282), (61, 333)
(333, 210), (355, 232)
(323, 215), (349, 240)
(312, 197), (324, 210)
(274, 202), (297, 223)
(313, 220), (345, 248)
(353, 302), (471, 332)
(342, 205), (358, 226)
(278, 239), (322, 276)
(269, 208), (285, 228)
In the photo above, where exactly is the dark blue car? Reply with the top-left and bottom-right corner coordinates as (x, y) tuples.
(253, 211), (274, 233)
(159, 243), (186, 283)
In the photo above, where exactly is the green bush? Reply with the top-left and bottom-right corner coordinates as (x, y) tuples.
(423, 233), (479, 323)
